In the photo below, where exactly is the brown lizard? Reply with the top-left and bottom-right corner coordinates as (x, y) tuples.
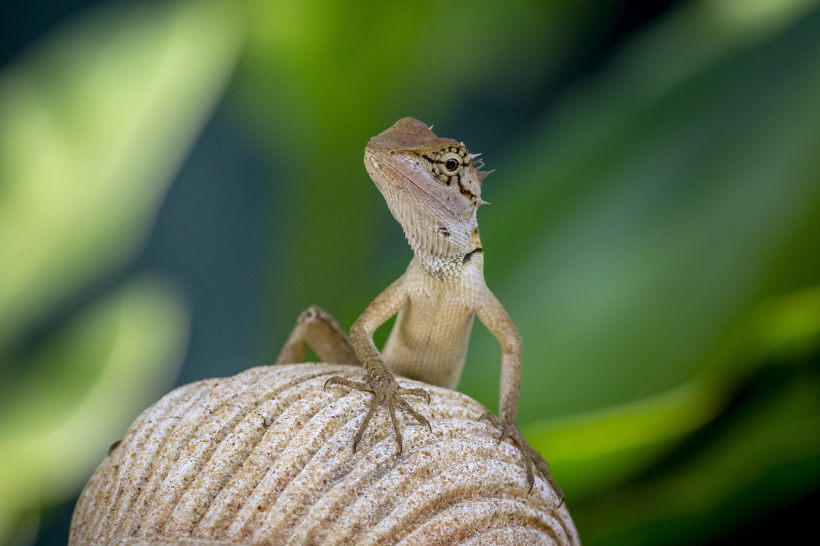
(277, 117), (562, 500)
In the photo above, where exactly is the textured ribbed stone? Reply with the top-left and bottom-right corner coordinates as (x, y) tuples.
(70, 364), (580, 545)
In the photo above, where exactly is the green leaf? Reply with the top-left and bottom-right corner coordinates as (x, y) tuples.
(444, 3), (820, 540)
(232, 0), (626, 338)
(524, 285), (820, 501)
(573, 365), (820, 546)
(0, 276), (190, 542)
(0, 0), (244, 353)
(461, 2), (820, 423)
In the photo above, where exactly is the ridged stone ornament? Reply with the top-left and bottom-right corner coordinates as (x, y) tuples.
(70, 364), (580, 545)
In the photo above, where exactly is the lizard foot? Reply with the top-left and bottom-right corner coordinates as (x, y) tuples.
(479, 411), (564, 504)
(325, 374), (431, 455)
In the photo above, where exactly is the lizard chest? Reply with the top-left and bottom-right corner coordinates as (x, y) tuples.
(382, 261), (485, 387)
(402, 266), (482, 328)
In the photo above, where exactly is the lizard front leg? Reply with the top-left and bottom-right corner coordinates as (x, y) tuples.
(324, 276), (431, 455)
(276, 305), (359, 365)
(477, 290), (564, 503)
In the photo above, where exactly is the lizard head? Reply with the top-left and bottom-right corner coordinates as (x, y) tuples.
(364, 117), (491, 261)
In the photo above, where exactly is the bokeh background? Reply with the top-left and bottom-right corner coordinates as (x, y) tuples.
(2, 0), (820, 544)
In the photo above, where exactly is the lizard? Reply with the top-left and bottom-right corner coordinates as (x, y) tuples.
(276, 117), (562, 500)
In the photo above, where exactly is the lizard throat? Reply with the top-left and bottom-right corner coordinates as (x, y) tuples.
(409, 217), (484, 279)
(417, 246), (484, 279)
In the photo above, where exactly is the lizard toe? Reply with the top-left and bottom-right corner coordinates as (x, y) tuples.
(397, 396), (432, 432)
(352, 398), (379, 453)
(387, 397), (403, 456)
(478, 410), (499, 427)
(324, 375), (371, 393)
(397, 386), (431, 404)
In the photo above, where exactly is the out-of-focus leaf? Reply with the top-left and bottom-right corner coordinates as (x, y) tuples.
(461, 2), (820, 424)
(232, 0), (625, 340)
(435, 3), (820, 539)
(574, 365), (820, 545)
(0, 0), (244, 352)
(0, 0), (243, 540)
(0, 276), (189, 542)
(525, 285), (820, 501)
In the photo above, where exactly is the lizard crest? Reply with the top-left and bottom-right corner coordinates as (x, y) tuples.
(365, 117), (491, 270)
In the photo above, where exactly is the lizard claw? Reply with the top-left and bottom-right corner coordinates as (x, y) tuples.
(396, 396), (432, 432)
(479, 412), (564, 503)
(398, 386), (431, 404)
(478, 410), (498, 425)
(478, 411), (505, 444)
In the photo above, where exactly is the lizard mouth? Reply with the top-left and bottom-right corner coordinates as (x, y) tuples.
(365, 148), (473, 222)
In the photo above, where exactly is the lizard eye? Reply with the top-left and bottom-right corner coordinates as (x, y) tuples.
(438, 152), (462, 173)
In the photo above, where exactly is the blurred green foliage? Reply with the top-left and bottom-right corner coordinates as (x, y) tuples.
(0, 0), (242, 542)
(2, 0), (820, 544)
(232, 0), (628, 333)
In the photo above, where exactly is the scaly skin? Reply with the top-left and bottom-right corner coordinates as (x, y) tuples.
(277, 117), (562, 501)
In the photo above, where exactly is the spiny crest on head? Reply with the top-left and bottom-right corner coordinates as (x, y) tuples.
(368, 117), (493, 183)
(475, 168), (494, 184)
(469, 153), (493, 184)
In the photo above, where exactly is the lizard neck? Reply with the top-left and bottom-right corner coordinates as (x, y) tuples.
(415, 225), (483, 279)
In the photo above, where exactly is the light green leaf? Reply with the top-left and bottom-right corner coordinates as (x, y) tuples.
(0, 0), (244, 352)
(0, 276), (189, 542)
(525, 285), (820, 501)
(573, 369), (820, 545)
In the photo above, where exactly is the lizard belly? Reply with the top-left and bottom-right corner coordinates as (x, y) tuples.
(382, 266), (481, 389)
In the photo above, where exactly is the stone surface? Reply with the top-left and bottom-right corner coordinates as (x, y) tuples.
(70, 364), (580, 545)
